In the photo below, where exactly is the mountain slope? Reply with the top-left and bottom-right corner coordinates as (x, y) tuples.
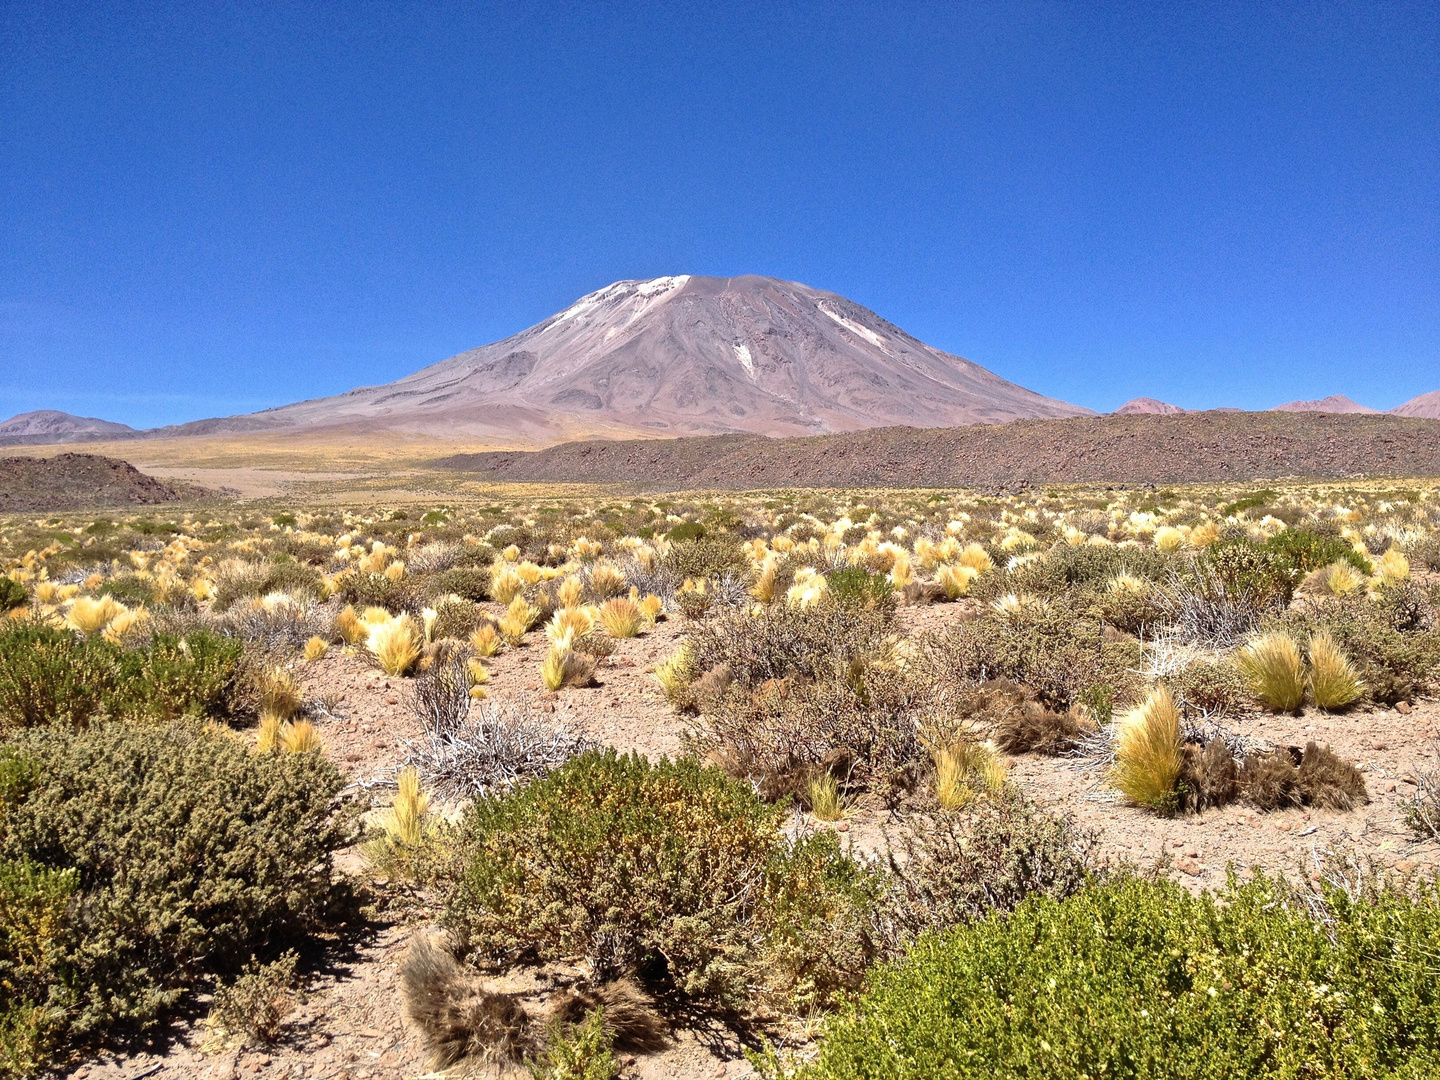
(1391, 389), (1440, 419)
(0, 410), (137, 446)
(162, 275), (1090, 443)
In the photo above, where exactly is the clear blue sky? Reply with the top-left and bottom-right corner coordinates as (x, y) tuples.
(2, 1), (1437, 427)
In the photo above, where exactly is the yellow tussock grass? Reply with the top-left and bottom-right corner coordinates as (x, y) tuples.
(1111, 686), (1183, 814)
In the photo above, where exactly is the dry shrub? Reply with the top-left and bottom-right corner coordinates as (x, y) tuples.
(405, 696), (594, 800)
(920, 597), (1141, 713)
(692, 665), (924, 801)
(1235, 632), (1305, 713)
(1111, 686), (1184, 814)
(1402, 745), (1440, 841)
(1170, 660), (1249, 717)
(687, 602), (894, 688)
(871, 793), (1101, 959)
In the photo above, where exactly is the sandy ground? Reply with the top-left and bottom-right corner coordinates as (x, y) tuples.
(70, 602), (1440, 1080)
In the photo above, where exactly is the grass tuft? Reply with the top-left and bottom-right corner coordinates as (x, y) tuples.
(1307, 630), (1363, 711)
(1236, 632), (1305, 712)
(1111, 685), (1183, 814)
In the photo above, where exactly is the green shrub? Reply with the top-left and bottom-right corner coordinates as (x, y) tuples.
(530, 1006), (615, 1080)
(431, 565), (491, 602)
(0, 580), (25, 613)
(208, 951), (299, 1043)
(0, 625), (245, 731)
(1170, 660), (1248, 716)
(1265, 528), (1371, 577)
(0, 859), (77, 1075)
(661, 535), (748, 582)
(96, 574), (156, 606)
(339, 570), (411, 611)
(112, 630), (247, 724)
(921, 598), (1141, 711)
(784, 874), (1440, 1080)
(0, 624), (118, 731)
(1005, 544), (1171, 596)
(0, 722), (356, 1071)
(443, 751), (873, 1009)
(665, 521), (706, 542)
(825, 567), (896, 613)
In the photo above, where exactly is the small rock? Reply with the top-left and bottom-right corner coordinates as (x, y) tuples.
(1175, 858), (1202, 876)
(1395, 859), (1417, 873)
(835, 821), (850, 833)
(385, 695), (399, 705)
(1374, 741), (1388, 750)
(1387, 783), (1397, 793)
(1396, 701), (1413, 715)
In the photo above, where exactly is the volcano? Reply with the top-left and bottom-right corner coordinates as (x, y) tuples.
(161, 275), (1089, 444)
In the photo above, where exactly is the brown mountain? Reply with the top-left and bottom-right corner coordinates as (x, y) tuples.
(1113, 397), (1185, 415)
(155, 275), (1090, 444)
(1390, 389), (1440, 419)
(1273, 394), (1377, 414)
(0, 410), (137, 446)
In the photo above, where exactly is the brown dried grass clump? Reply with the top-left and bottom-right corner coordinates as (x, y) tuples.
(1297, 740), (1368, 810)
(1236, 741), (1367, 811)
(548, 978), (667, 1053)
(1178, 737), (1239, 812)
(1238, 748), (1302, 810)
(400, 935), (534, 1068)
(985, 681), (1084, 756)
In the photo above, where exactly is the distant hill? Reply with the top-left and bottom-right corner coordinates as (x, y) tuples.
(0, 410), (137, 446)
(1274, 395), (1377, 414)
(1114, 397), (1185, 415)
(0, 454), (195, 512)
(438, 411), (1440, 490)
(1392, 389), (1440, 420)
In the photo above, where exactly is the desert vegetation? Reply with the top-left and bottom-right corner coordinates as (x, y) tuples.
(1, 478), (1438, 1076)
